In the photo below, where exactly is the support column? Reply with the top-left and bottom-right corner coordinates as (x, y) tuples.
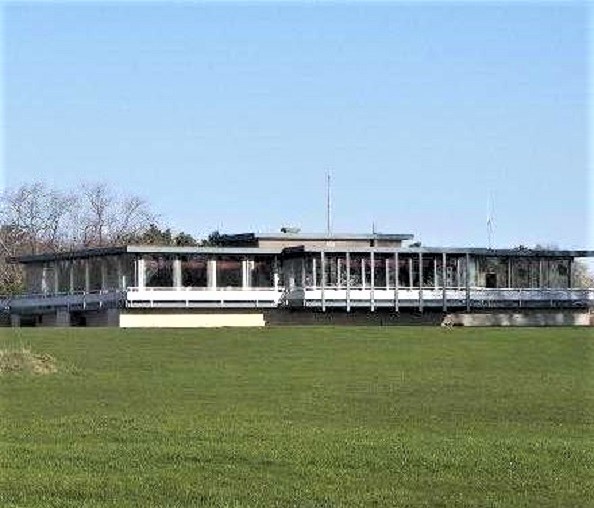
(69, 262), (74, 294)
(117, 257), (123, 289)
(301, 258), (306, 288)
(273, 256), (279, 291)
(538, 259), (543, 289)
(312, 257), (317, 289)
(408, 257), (413, 289)
(567, 259), (572, 288)
(361, 258), (366, 290)
(41, 266), (49, 294)
(84, 259), (90, 293)
(53, 262), (59, 294)
(55, 309), (71, 327)
(207, 258), (217, 289)
(346, 252), (351, 312)
(385, 258), (390, 289)
(418, 252), (423, 312)
(507, 258), (512, 288)
(100, 260), (107, 291)
(456, 258), (462, 289)
(394, 252), (399, 312)
(442, 252), (447, 312)
(173, 257), (182, 288)
(465, 253), (471, 312)
(137, 258), (145, 289)
(321, 251), (326, 312)
(434, 257), (438, 290)
(370, 250), (375, 312)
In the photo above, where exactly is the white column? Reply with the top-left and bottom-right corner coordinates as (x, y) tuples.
(41, 266), (48, 294)
(100, 260), (107, 291)
(301, 258), (306, 288)
(273, 256), (279, 291)
(84, 259), (90, 293)
(385, 258), (390, 289)
(69, 262), (74, 294)
(137, 258), (146, 289)
(312, 257), (317, 289)
(241, 258), (248, 289)
(408, 258), (413, 289)
(207, 258), (217, 289)
(173, 257), (182, 288)
(361, 258), (366, 290)
(54, 262), (59, 294)
(434, 257), (438, 290)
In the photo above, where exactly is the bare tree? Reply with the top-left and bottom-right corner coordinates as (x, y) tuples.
(0, 182), (74, 255)
(0, 181), (158, 294)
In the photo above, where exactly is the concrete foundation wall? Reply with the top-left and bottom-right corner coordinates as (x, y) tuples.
(446, 311), (591, 327)
(120, 310), (266, 328)
(264, 309), (443, 326)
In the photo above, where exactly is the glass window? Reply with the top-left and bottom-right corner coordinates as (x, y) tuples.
(182, 255), (208, 288)
(57, 260), (71, 293)
(217, 256), (242, 288)
(72, 259), (86, 292)
(250, 256), (274, 288)
(88, 258), (103, 291)
(145, 255), (173, 287)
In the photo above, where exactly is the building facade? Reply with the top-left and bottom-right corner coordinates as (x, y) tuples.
(8, 231), (594, 327)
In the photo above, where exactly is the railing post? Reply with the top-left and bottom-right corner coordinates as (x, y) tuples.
(370, 250), (375, 312)
(394, 252), (399, 313)
(465, 253), (471, 312)
(419, 252), (423, 312)
(321, 251), (326, 312)
(442, 252), (447, 312)
(346, 252), (351, 312)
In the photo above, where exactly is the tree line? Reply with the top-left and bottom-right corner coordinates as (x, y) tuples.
(0, 181), (221, 294)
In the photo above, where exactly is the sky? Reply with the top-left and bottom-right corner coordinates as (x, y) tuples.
(2, 1), (592, 249)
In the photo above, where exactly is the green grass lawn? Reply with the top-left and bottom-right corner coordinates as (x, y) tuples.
(1, 326), (593, 507)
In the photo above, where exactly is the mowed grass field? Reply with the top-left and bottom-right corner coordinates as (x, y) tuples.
(1, 326), (593, 507)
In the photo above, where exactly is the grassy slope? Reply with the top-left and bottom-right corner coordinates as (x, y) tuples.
(1, 327), (593, 507)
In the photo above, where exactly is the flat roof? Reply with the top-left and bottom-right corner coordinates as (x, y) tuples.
(12, 244), (594, 264)
(218, 232), (415, 243)
(12, 245), (284, 264)
(284, 246), (594, 258)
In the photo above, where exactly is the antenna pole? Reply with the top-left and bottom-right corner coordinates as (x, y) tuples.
(487, 192), (494, 249)
(326, 170), (332, 236)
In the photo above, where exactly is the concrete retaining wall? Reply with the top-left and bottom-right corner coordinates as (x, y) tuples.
(446, 311), (591, 327)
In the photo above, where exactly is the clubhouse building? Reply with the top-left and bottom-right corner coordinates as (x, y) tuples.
(8, 231), (594, 327)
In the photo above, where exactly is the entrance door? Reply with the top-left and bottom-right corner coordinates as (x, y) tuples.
(485, 273), (497, 288)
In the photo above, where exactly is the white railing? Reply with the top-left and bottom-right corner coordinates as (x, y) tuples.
(10, 289), (124, 310)
(8, 286), (594, 311)
(125, 287), (283, 307)
(284, 287), (594, 308)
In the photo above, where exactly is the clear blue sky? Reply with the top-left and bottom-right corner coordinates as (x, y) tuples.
(3, 1), (591, 248)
